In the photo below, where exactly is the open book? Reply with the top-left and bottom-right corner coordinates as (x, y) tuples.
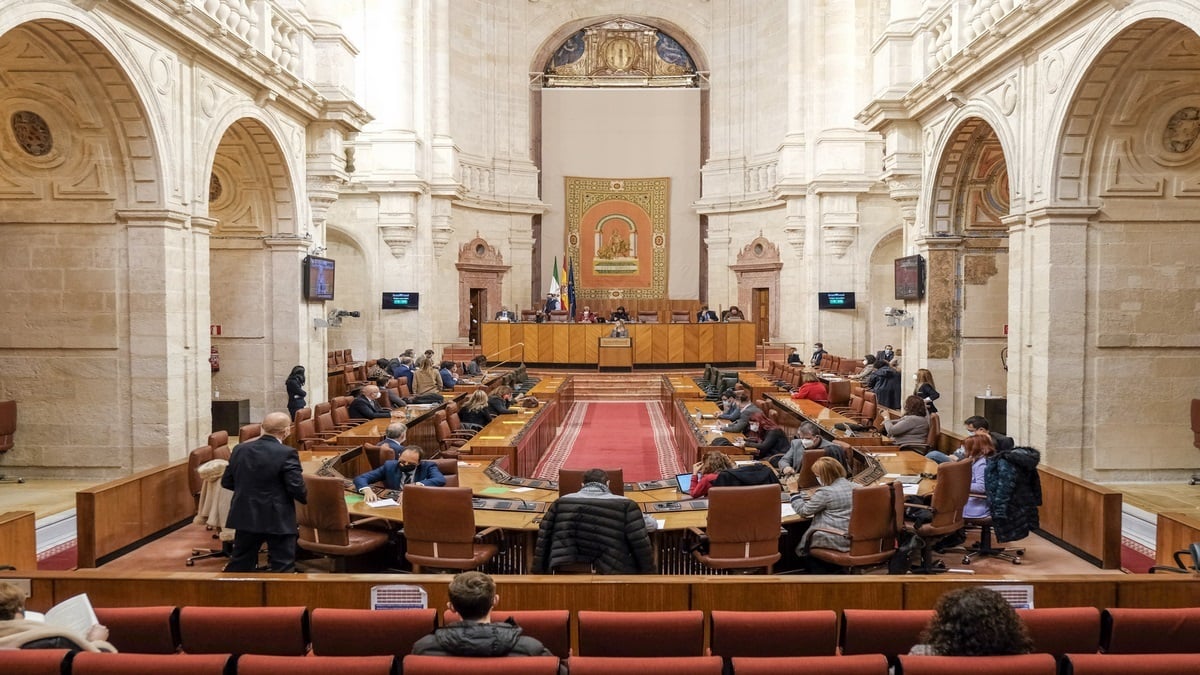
(24, 593), (98, 637)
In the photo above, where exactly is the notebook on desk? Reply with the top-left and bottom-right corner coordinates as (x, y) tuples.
(674, 473), (693, 495)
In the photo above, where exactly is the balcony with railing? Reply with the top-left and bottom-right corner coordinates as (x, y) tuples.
(184, 0), (303, 75)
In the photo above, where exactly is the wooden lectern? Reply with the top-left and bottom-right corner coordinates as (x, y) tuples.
(598, 337), (633, 371)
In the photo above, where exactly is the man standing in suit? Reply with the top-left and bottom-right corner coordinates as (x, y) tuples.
(354, 447), (446, 501)
(696, 305), (719, 322)
(221, 412), (307, 572)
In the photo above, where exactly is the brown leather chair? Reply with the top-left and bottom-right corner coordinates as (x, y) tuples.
(207, 430), (229, 451)
(908, 458), (971, 573)
(187, 443), (233, 565)
(434, 410), (472, 459)
(402, 485), (499, 572)
(433, 458), (460, 487)
(952, 510), (1024, 565)
(637, 310), (659, 323)
(671, 310), (691, 323)
(238, 423), (262, 444)
(688, 485), (783, 573)
(363, 443), (396, 469)
(557, 468), (624, 496)
(1191, 399), (1200, 485)
(520, 309), (539, 322)
(444, 402), (477, 439)
(332, 404), (368, 428)
(315, 411), (354, 436)
(808, 482), (904, 573)
(900, 412), (940, 455)
(296, 474), (390, 572)
(0, 400), (21, 483)
(548, 310), (569, 322)
(794, 449), (825, 489)
(831, 394), (864, 418)
(295, 417), (339, 451)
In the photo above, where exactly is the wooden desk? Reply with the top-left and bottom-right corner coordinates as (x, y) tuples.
(525, 376), (569, 400)
(664, 375), (707, 400)
(739, 372), (781, 401)
(481, 322), (756, 366)
(329, 402), (445, 452)
(766, 393), (892, 447)
(460, 401), (562, 476)
(0, 511), (37, 570)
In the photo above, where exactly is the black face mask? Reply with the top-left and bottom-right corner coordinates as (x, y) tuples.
(398, 462), (417, 473)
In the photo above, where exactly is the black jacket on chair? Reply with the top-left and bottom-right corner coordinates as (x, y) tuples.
(984, 445), (1042, 542)
(532, 497), (654, 574)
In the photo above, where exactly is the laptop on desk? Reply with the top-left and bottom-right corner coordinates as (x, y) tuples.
(674, 473), (693, 496)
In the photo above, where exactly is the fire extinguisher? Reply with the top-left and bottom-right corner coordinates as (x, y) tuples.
(210, 345), (220, 373)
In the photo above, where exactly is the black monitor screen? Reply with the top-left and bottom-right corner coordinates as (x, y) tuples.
(818, 292), (856, 310)
(894, 254), (926, 300)
(303, 256), (335, 301)
(382, 292), (420, 310)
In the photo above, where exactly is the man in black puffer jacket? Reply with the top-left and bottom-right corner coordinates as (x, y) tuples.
(412, 571), (551, 657)
(532, 469), (656, 574)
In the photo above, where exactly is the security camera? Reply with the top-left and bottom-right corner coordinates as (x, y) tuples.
(334, 310), (360, 318)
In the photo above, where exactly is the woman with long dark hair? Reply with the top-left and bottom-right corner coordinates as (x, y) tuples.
(285, 365), (306, 420)
(740, 412), (789, 462)
(914, 368), (940, 413)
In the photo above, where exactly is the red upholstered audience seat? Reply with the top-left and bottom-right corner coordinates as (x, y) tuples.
(0, 649), (70, 675)
(444, 608), (571, 659)
(567, 656), (722, 674)
(708, 610), (838, 658)
(1018, 606), (1102, 655)
(577, 610), (704, 657)
(237, 654), (395, 675)
(841, 609), (933, 657)
(402, 655), (561, 674)
(71, 653), (231, 674)
(309, 607), (436, 658)
(895, 653), (1057, 674)
(1101, 607), (1200, 653)
(93, 606), (179, 654)
(178, 606), (307, 656)
(1065, 652), (1200, 674)
(731, 654), (889, 675)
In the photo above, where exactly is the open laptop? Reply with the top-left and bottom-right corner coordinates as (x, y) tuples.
(674, 473), (693, 496)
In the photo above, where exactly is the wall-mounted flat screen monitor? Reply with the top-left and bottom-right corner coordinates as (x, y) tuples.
(818, 292), (856, 310)
(895, 254), (926, 300)
(302, 256), (335, 301)
(382, 292), (420, 310)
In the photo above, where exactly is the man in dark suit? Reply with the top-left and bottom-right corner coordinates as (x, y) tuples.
(221, 412), (307, 572)
(876, 344), (895, 364)
(810, 342), (828, 367)
(353, 447), (446, 501)
(696, 305), (719, 322)
(379, 422), (408, 454)
(349, 384), (393, 419)
(494, 305), (518, 322)
(720, 390), (762, 434)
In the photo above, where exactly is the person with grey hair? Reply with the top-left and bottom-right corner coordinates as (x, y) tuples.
(380, 422), (408, 453)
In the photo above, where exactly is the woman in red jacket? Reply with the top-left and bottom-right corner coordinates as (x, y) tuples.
(689, 451), (735, 498)
(790, 371), (829, 404)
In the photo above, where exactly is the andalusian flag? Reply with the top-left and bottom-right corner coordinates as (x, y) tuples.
(548, 257), (561, 310)
(566, 258), (576, 317)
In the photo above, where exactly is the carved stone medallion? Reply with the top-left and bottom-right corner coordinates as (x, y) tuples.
(209, 173), (223, 202)
(1164, 107), (1200, 153)
(11, 111), (52, 156)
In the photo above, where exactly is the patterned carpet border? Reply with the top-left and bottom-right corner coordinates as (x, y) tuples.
(533, 402), (591, 480)
(648, 402), (683, 477)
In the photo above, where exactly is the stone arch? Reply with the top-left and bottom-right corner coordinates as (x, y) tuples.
(1049, 9), (1200, 204)
(325, 228), (370, 359)
(204, 115), (298, 236)
(207, 116), (301, 422)
(926, 113), (1014, 236)
(0, 16), (173, 478)
(529, 13), (710, 76)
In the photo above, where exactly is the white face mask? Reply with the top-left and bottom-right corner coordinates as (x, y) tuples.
(913, 374), (918, 381)
(816, 475), (825, 486)
(749, 423), (760, 431)
(801, 438), (814, 448)
(864, 359), (870, 365)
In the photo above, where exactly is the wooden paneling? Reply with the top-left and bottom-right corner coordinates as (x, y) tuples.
(692, 578), (905, 612)
(264, 576), (451, 610)
(76, 459), (192, 568)
(0, 511), (37, 570)
(1155, 512), (1200, 567)
(480, 323), (756, 365)
(52, 575), (265, 608)
(1038, 465), (1122, 569)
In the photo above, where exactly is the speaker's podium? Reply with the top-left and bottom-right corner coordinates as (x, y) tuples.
(598, 336), (633, 372)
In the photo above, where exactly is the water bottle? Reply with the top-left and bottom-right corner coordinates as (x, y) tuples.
(213, 388), (220, 399)
(985, 384), (992, 397)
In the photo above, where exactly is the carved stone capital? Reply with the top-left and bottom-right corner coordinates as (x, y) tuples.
(431, 196), (454, 257)
(380, 225), (416, 258)
(822, 225), (858, 258)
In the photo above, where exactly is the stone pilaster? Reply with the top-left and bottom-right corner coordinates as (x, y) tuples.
(264, 236), (322, 406)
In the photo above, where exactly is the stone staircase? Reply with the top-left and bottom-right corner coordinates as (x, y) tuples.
(569, 373), (666, 401)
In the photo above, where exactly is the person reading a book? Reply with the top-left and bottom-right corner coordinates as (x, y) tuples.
(0, 583), (116, 652)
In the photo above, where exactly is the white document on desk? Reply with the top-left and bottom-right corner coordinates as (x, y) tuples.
(781, 504), (796, 518)
(366, 498), (399, 507)
(509, 487), (535, 493)
(902, 484), (920, 496)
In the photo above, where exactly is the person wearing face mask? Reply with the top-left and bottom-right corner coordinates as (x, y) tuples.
(876, 344), (896, 364)
(354, 447), (446, 501)
(809, 342), (828, 368)
(777, 422), (844, 474)
(789, 457), (856, 570)
(349, 384), (396, 420)
(850, 353), (878, 381)
(740, 412), (789, 462)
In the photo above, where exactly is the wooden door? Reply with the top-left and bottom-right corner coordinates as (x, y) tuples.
(469, 288), (486, 346)
(753, 287), (770, 345)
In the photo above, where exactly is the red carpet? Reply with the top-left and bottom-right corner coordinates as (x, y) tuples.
(534, 402), (682, 482)
(37, 540), (77, 571)
(1121, 537), (1155, 574)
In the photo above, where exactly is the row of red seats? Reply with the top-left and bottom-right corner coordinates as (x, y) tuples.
(89, 605), (1200, 660)
(8, 651), (1200, 675)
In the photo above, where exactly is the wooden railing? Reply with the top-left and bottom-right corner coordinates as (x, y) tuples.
(1038, 465), (1123, 569)
(1155, 512), (1200, 568)
(75, 459), (194, 568)
(7, 571), (1199, 614)
(0, 510), (37, 570)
